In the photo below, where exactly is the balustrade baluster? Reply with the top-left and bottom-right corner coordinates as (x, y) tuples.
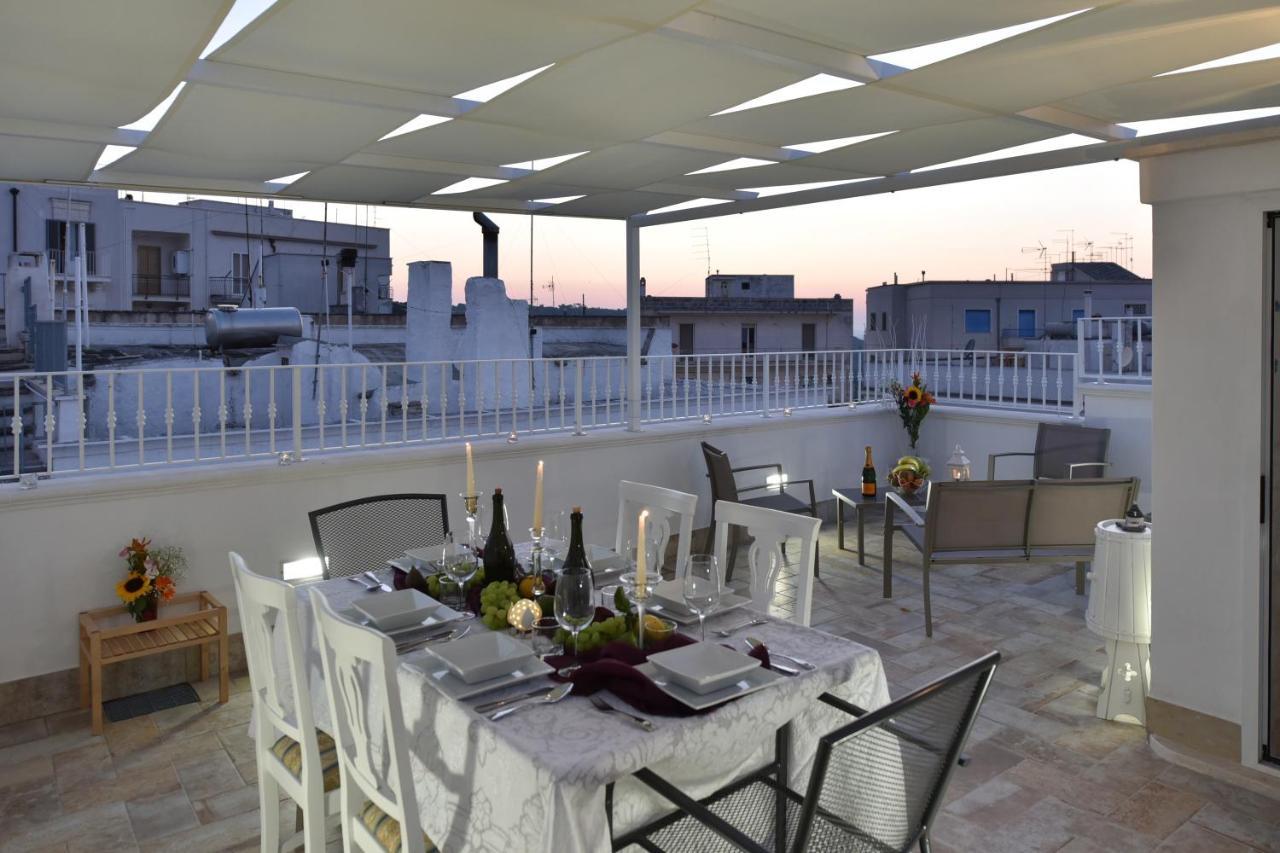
(267, 369), (277, 455)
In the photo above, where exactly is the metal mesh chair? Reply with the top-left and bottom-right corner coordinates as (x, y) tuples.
(616, 652), (999, 853)
(308, 494), (449, 580)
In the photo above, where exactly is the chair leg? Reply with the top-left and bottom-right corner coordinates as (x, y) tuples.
(258, 769), (281, 853)
(302, 800), (326, 853)
(1075, 561), (1087, 595)
(922, 562), (933, 638)
(919, 833), (933, 853)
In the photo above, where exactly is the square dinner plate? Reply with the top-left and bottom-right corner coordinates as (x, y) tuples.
(352, 589), (441, 632)
(647, 642), (763, 694)
(425, 631), (535, 684)
(635, 661), (782, 711)
(649, 580), (750, 625)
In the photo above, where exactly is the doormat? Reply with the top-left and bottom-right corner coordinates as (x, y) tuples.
(102, 682), (200, 723)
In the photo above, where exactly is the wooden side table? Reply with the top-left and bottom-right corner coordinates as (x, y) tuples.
(78, 590), (229, 734)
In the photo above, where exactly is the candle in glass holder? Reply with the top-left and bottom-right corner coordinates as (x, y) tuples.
(636, 510), (649, 589)
(465, 442), (476, 496)
(533, 460), (544, 533)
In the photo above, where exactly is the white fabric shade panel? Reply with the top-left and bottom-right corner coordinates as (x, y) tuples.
(5, 0), (1280, 220)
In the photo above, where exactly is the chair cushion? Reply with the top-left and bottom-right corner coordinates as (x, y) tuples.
(359, 801), (438, 853)
(270, 730), (341, 792)
(741, 492), (811, 515)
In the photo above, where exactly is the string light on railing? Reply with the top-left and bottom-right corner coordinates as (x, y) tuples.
(783, 407), (793, 417)
(506, 432), (519, 444)
(701, 414), (712, 424)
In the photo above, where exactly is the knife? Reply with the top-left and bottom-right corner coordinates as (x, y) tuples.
(473, 685), (555, 714)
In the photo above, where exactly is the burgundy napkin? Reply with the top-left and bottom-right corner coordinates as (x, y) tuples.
(547, 613), (772, 717)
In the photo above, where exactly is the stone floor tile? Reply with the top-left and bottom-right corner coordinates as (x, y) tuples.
(1110, 781), (1208, 839)
(1, 802), (137, 853)
(1001, 757), (1132, 816)
(137, 808), (260, 853)
(1189, 802), (1280, 850)
(0, 729), (103, 769)
(64, 762), (181, 814)
(1153, 821), (1255, 851)
(192, 783), (262, 825)
(176, 750), (245, 802)
(41, 710), (91, 738)
(50, 741), (116, 794)
(126, 790), (200, 842)
(1155, 765), (1280, 828)
(104, 717), (162, 757)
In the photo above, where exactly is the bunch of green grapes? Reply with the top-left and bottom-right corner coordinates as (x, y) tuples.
(555, 614), (630, 654)
(479, 581), (520, 630)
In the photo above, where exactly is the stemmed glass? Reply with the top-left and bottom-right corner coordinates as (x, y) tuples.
(543, 510), (569, 574)
(554, 569), (595, 658)
(683, 555), (721, 643)
(440, 533), (478, 614)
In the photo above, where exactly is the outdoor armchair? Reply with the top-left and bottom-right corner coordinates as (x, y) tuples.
(987, 422), (1111, 480)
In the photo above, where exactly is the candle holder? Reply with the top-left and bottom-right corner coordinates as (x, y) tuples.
(620, 570), (654, 651)
(528, 526), (546, 598)
(459, 492), (484, 555)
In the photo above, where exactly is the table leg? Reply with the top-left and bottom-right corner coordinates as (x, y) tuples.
(199, 639), (210, 684)
(218, 608), (229, 704)
(78, 633), (89, 709)
(856, 506), (866, 567)
(89, 634), (103, 735)
(836, 500), (845, 550)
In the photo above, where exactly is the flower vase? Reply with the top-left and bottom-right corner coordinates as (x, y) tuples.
(135, 600), (158, 623)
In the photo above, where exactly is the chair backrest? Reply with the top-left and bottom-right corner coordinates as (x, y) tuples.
(701, 442), (740, 506)
(308, 588), (425, 853)
(1033, 422), (1110, 479)
(615, 481), (697, 580)
(712, 499), (819, 626)
(925, 481), (1035, 554)
(228, 552), (315, 764)
(309, 493), (449, 579)
(1026, 477), (1137, 548)
(795, 652), (999, 853)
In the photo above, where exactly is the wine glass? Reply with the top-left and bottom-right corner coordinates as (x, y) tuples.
(544, 509), (568, 573)
(441, 536), (478, 612)
(683, 555), (721, 643)
(554, 569), (595, 658)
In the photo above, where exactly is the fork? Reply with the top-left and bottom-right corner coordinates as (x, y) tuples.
(714, 617), (768, 638)
(363, 570), (393, 592)
(589, 695), (655, 731)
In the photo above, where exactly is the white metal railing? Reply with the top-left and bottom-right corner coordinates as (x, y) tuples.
(2, 348), (1079, 481)
(1076, 316), (1152, 383)
(863, 348), (1078, 415)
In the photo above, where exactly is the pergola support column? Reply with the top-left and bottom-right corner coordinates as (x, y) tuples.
(625, 217), (641, 432)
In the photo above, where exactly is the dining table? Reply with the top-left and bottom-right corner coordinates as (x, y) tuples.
(276, 558), (891, 853)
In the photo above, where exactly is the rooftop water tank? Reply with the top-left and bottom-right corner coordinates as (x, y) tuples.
(205, 305), (303, 350)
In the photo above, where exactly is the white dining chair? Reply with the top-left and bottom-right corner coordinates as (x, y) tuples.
(711, 500), (820, 626)
(308, 588), (436, 853)
(228, 552), (339, 852)
(615, 480), (697, 580)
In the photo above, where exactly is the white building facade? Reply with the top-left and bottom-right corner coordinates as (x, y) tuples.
(864, 263), (1152, 351)
(2, 182), (393, 318)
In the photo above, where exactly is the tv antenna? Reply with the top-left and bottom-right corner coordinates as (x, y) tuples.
(692, 226), (711, 276)
(543, 276), (557, 307)
(1021, 241), (1049, 279)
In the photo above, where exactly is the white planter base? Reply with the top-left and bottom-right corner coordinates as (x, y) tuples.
(1097, 639), (1150, 725)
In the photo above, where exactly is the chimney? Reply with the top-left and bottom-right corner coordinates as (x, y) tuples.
(472, 212), (499, 278)
(892, 272), (898, 285)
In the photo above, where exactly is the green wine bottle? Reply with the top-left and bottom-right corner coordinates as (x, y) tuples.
(482, 488), (519, 584)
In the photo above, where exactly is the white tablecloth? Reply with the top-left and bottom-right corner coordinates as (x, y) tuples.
(280, 576), (890, 853)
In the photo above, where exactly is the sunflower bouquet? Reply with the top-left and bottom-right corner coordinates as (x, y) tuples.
(115, 537), (187, 622)
(888, 371), (936, 450)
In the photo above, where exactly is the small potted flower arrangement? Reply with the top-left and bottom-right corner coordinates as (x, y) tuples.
(888, 371), (936, 450)
(115, 537), (187, 622)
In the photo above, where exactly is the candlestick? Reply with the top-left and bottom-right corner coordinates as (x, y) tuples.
(533, 460), (544, 533)
(636, 510), (649, 590)
(465, 442), (476, 496)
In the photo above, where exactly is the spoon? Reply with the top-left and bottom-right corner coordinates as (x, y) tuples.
(346, 576), (379, 592)
(396, 625), (469, 655)
(363, 570), (393, 592)
(489, 683), (573, 720)
(745, 636), (816, 671)
(714, 617), (768, 638)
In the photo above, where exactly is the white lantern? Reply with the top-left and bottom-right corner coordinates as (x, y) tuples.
(946, 444), (971, 481)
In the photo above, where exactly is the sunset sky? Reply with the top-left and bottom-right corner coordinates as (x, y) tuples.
(146, 157), (1152, 335)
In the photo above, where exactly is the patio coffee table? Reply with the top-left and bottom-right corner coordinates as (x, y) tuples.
(832, 487), (926, 571)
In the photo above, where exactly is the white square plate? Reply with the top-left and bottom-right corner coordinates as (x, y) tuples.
(647, 642), (763, 694)
(425, 631), (535, 684)
(338, 603), (462, 637)
(649, 580), (750, 625)
(352, 589), (441, 632)
(409, 654), (554, 701)
(403, 543), (466, 568)
(634, 661), (782, 710)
